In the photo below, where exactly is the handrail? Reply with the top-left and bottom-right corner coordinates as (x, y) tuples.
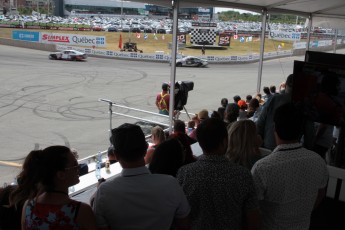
(77, 102), (175, 165)
(112, 111), (169, 127)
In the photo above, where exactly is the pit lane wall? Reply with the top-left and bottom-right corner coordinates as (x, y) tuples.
(1, 33), (345, 63)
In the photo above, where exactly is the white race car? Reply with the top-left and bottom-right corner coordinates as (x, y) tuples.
(49, 50), (87, 61)
(176, 56), (208, 67)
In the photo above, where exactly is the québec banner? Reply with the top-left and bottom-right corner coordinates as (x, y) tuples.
(269, 31), (301, 41)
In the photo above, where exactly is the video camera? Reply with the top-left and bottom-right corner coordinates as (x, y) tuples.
(174, 81), (194, 111)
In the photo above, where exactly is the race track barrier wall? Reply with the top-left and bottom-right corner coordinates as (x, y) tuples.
(1, 37), (345, 64)
(0, 38), (56, 51)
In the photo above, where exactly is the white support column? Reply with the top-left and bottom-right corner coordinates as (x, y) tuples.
(306, 14), (312, 50)
(333, 29), (338, 53)
(256, 9), (267, 94)
(168, 0), (179, 134)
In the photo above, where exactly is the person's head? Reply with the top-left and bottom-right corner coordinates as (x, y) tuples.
(226, 120), (260, 168)
(248, 98), (260, 111)
(151, 126), (166, 145)
(225, 103), (239, 123)
(237, 100), (247, 110)
(168, 132), (195, 164)
(274, 103), (303, 143)
(110, 123), (148, 162)
(149, 138), (184, 177)
(263, 86), (271, 95)
(233, 95), (241, 103)
(174, 120), (186, 133)
(196, 118), (228, 155)
(246, 95), (252, 103)
(211, 110), (222, 120)
(221, 98), (228, 108)
(0, 185), (16, 206)
(270, 85), (276, 94)
(192, 114), (200, 126)
(10, 146), (79, 205)
(255, 93), (264, 104)
(187, 120), (195, 129)
(107, 146), (116, 161)
(198, 109), (209, 122)
(285, 74), (294, 94)
(71, 148), (79, 160)
(162, 83), (169, 91)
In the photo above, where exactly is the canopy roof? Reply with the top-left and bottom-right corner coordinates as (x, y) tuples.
(138, 0), (345, 28)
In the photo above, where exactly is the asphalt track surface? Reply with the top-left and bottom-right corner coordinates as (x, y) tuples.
(0, 44), (341, 184)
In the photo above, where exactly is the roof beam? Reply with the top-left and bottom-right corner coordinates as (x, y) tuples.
(266, 0), (300, 9)
(314, 3), (345, 14)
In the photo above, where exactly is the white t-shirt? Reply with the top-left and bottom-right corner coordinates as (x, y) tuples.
(93, 166), (190, 230)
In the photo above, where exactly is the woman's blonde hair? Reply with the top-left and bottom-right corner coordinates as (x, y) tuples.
(226, 120), (260, 168)
(151, 126), (166, 144)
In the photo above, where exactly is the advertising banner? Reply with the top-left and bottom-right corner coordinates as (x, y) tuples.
(218, 33), (231, 46)
(41, 33), (106, 47)
(269, 31), (301, 41)
(177, 33), (186, 44)
(12, 31), (40, 42)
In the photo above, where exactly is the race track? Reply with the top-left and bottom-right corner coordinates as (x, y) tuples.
(0, 44), (315, 184)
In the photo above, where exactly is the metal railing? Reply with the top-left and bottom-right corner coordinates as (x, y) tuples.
(78, 101), (195, 166)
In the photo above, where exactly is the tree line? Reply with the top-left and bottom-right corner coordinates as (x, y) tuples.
(218, 10), (306, 24)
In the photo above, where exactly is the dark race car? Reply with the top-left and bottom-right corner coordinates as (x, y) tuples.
(49, 50), (87, 61)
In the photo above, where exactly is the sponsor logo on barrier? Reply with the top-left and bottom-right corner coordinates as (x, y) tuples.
(92, 50), (107, 55)
(138, 54), (156, 59)
(214, 57), (231, 62)
(131, 53), (138, 58)
(12, 31), (40, 42)
(269, 31), (301, 41)
(106, 51), (113, 56)
(42, 34), (69, 43)
(155, 54), (164, 60)
(237, 56), (249, 61)
(41, 33), (106, 47)
(114, 52), (130, 57)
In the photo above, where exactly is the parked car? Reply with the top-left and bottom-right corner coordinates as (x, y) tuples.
(49, 50), (87, 61)
(130, 27), (141, 33)
(107, 27), (118, 32)
(175, 56), (208, 67)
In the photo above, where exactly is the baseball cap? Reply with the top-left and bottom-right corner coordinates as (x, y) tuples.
(237, 100), (247, 109)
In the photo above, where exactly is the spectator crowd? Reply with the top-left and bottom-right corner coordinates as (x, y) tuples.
(1, 73), (341, 230)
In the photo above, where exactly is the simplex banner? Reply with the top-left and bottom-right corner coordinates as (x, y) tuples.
(269, 31), (301, 41)
(40, 33), (106, 47)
